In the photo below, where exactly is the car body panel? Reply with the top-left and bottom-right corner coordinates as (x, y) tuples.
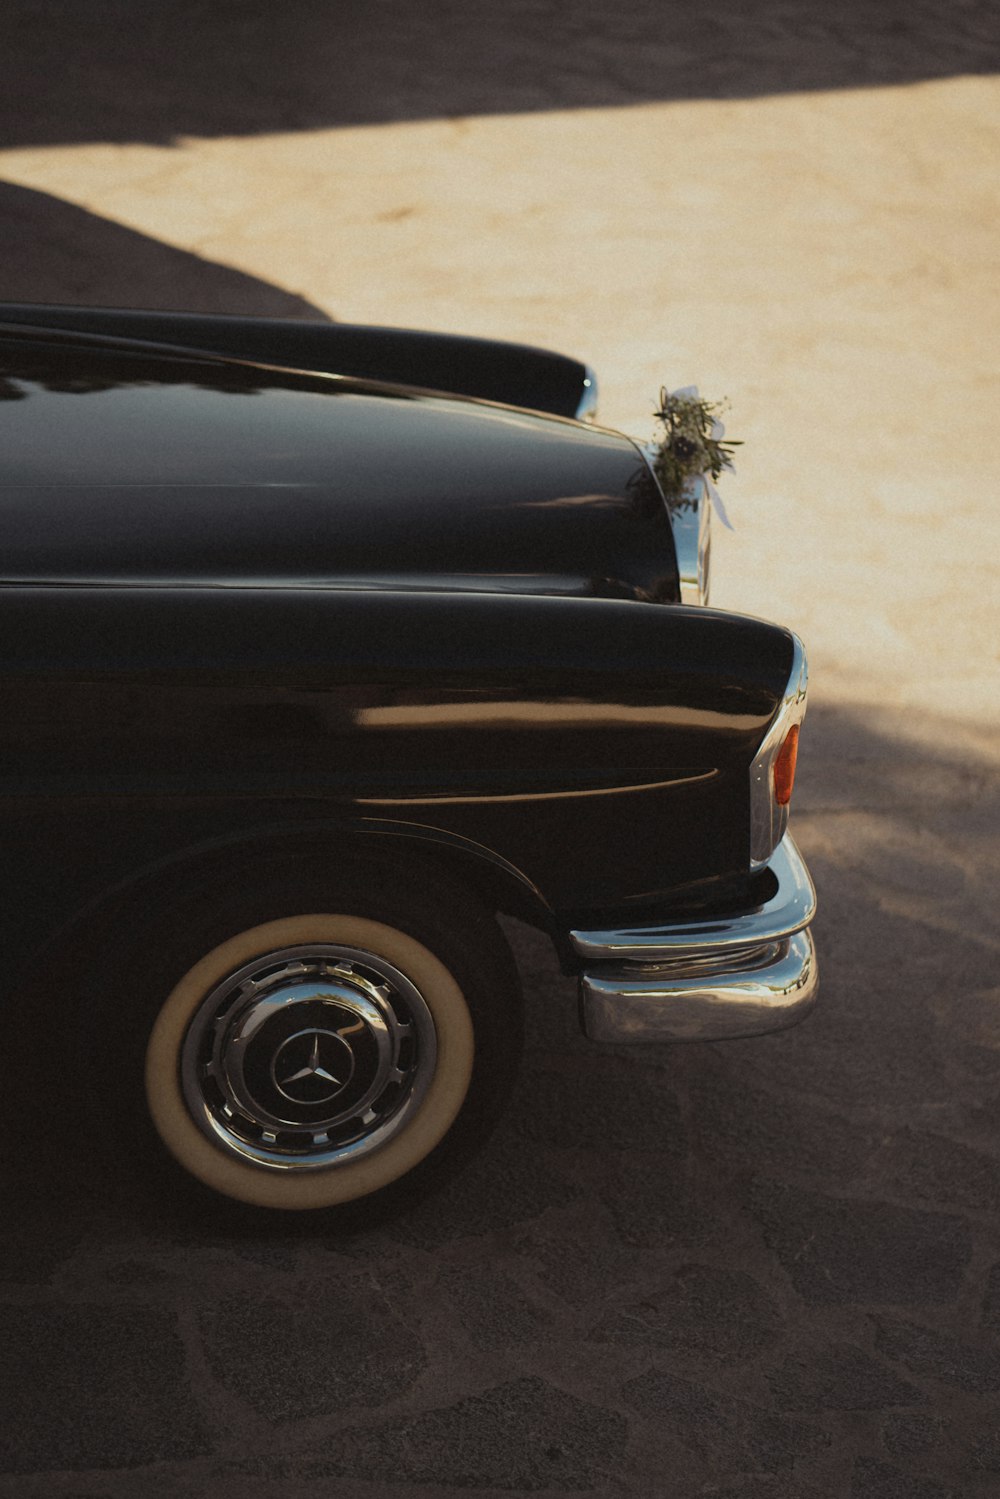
(0, 309), (813, 1072)
(0, 581), (794, 999)
(0, 303), (597, 419)
(0, 330), (675, 602)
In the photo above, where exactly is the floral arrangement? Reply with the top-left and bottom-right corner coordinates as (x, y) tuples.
(650, 386), (740, 530)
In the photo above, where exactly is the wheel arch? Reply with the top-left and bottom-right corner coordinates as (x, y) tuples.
(21, 814), (555, 1002)
(71, 826), (527, 1217)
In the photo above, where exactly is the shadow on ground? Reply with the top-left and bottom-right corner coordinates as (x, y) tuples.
(4, 0), (999, 150)
(0, 182), (329, 317)
(1, 700), (998, 1494)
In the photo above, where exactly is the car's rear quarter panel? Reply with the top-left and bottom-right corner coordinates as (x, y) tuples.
(0, 584), (792, 997)
(0, 324), (794, 1000)
(0, 332), (677, 603)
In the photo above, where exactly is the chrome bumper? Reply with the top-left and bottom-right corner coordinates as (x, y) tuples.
(571, 835), (818, 1043)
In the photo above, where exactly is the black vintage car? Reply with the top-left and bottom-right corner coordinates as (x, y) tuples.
(0, 305), (816, 1218)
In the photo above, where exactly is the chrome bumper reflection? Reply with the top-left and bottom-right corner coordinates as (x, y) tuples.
(642, 440), (710, 605)
(574, 835), (818, 1043)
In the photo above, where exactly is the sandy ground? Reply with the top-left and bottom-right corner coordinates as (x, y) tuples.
(1, 4), (999, 1496)
(3, 51), (998, 737)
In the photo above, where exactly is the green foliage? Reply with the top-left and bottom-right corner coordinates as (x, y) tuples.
(650, 388), (741, 502)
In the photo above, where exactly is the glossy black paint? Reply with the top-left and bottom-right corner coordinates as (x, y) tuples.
(0, 317), (792, 1001)
(0, 304), (595, 418)
(0, 332), (675, 603)
(0, 585), (792, 993)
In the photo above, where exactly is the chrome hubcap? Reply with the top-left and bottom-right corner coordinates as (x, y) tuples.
(179, 944), (437, 1172)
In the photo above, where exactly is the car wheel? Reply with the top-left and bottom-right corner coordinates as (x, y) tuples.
(96, 856), (523, 1217)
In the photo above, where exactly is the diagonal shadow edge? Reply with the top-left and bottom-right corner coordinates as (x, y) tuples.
(2, 0), (998, 151)
(0, 183), (331, 320)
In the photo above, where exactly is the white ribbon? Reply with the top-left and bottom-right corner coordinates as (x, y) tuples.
(704, 474), (734, 531)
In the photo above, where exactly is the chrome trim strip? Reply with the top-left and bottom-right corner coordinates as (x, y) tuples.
(670, 482), (711, 607)
(638, 441), (710, 604)
(580, 929), (818, 1044)
(569, 833), (815, 962)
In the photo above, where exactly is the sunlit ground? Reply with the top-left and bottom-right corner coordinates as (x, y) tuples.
(3, 36), (1000, 1490)
(2, 75), (997, 746)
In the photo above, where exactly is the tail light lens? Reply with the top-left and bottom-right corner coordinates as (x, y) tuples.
(749, 637), (808, 868)
(774, 725), (800, 806)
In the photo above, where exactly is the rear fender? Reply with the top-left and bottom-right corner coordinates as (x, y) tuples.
(0, 587), (795, 995)
(0, 304), (597, 419)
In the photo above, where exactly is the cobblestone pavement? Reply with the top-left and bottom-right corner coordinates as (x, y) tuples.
(1, 4), (999, 1495)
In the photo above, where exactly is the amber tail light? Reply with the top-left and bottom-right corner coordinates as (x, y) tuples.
(774, 725), (800, 806)
(749, 635), (807, 869)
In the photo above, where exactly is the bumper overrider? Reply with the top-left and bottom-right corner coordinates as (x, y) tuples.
(571, 834), (817, 1043)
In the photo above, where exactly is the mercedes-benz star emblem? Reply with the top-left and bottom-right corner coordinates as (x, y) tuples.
(271, 1027), (356, 1106)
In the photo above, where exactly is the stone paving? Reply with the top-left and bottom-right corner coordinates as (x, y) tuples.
(1, 3), (999, 1495)
(8, 707), (999, 1496)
